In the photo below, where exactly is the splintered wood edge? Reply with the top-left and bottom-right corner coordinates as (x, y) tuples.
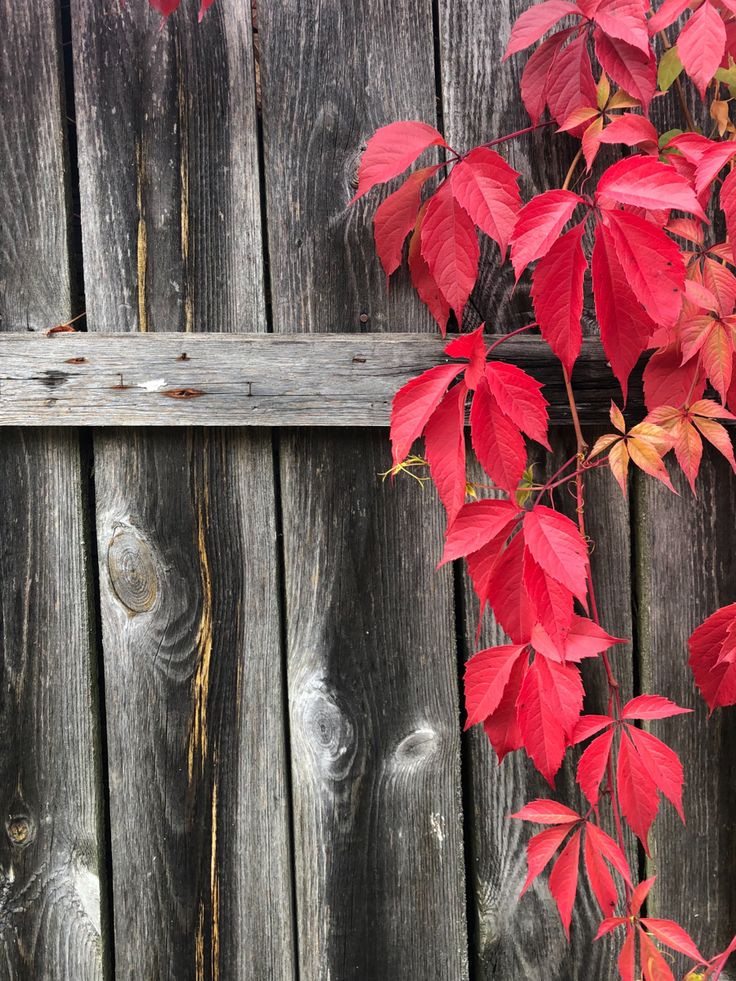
(0, 332), (642, 427)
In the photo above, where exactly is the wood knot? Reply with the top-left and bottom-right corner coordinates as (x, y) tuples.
(6, 814), (35, 848)
(298, 685), (356, 780)
(162, 388), (205, 400)
(107, 526), (159, 614)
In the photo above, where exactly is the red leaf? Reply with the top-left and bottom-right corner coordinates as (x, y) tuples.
(571, 714), (614, 744)
(390, 363), (462, 464)
(677, 0), (726, 100)
(531, 220), (587, 375)
(595, 916), (628, 940)
(622, 694), (691, 720)
(470, 377), (528, 493)
(577, 728), (614, 805)
(464, 643), (528, 728)
(592, 221), (656, 400)
(518, 656), (583, 783)
(593, 0), (650, 54)
(602, 209), (685, 328)
(549, 829), (582, 939)
(149, 0), (181, 15)
(421, 182), (480, 325)
(689, 602), (736, 710)
(720, 167), (736, 265)
(450, 148), (522, 257)
(546, 33), (598, 126)
(408, 209), (451, 333)
(198, 0), (215, 21)
(548, 615), (625, 663)
(643, 344), (705, 411)
(510, 189), (585, 281)
(586, 821), (633, 887)
(693, 141), (736, 198)
(425, 382), (468, 524)
(521, 30), (575, 124)
(483, 653), (528, 761)
(511, 798), (581, 824)
(486, 532), (536, 643)
(504, 0), (580, 59)
(374, 166), (438, 277)
(525, 552), (575, 660)
(640, 918), (704, 962)
(521, 824), (573, 895)
(618, 926), (636, 981)
(628, 726), (686, 823)
(694, 415), (736, 473)
(445, 324), (487, 390)
(598, 113), (659, 152)
(631, 876), (657, 916)
(648, 0), (690, 33)
(594, 31), (657, 111)
(485, 361), (551, 449)
(617, 730), (660, 852)
(596, 156), (707, 220)
(440, 498), (519, 565)
(639, 928), (676, 981)
(352, 121), (448, 202)
(523, 505), (589, 604)
(584, 827), (619, 917)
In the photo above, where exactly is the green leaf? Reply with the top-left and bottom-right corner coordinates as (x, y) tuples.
(658, 128), (683, 150)
(658, 46), (684, 92)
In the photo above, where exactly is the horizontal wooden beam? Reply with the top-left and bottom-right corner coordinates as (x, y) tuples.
(0, 332), (638, 427)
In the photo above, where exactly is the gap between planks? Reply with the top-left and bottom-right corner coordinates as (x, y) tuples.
(0, 332), (641, 427)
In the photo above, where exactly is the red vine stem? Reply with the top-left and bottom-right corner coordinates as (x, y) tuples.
(472, 119), (556, 153)
(485, 322), (539, 354)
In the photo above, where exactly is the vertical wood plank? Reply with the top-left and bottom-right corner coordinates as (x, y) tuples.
(71, 1), (295, 976)
(437, 3), (636, 972)
(460, 435), (635, 979)
(259, 1), (469, 977)
(0, 2), (106, 976)
(636, 456), (736, 968)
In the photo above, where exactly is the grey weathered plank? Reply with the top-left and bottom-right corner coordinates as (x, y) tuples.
(71, 0), (295, 976)
(259, 0), (469, 977)
(459, 433), (635, 979)
(0, 1), (106, 976)
(636, 456), (736, 971)
(0, 333), (646, 427)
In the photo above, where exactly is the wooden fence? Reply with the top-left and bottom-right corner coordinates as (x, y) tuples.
(0, 1), (733, 978)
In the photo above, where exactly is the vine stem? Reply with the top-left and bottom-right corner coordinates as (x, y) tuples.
(486, 322), (539, 354)
(472, 119), (556, 153)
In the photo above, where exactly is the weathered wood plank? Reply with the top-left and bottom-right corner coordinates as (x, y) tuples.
(0, 1), (106, 976)
(71, 0), (295, 976)
(460, 433), (635, 979)
(259, 0), (469, 977)
(635, 456), (736, 971)
(0, 333), (646, 426)
(438, 2), (637, 974)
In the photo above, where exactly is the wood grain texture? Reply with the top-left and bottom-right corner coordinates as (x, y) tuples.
(460, 432), (635, 980)
(0, 333), (647, 427)
(0, 2), (106, 976)
(71, 0), (295, 976)
(635, 455), (736, 975)
(259, 0), (469, 976)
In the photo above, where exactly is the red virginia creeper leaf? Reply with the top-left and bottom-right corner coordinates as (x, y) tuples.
(470, 377), (528, 493)
(486, 532), (537, 643)
(352, 121), (448, 202)
(549, 829), (582, 939)
(450, 148), (522, 257)
(523, 505), (589, 604)
(546, 33), (599, 126)
(464, 643), (528, 728)
(521, 824), (573, 896)
(484, 653), (529, 761)
(628, 726), (686, 823)
(425, 382), (468, 524)
(374, 166), (438, 277)
(485, 361), (551, 449)
(639, 928), (676, 981)
(689, 602), (736, 710)
(621, 694), (692, 720)
(677, 0), (726, 100)
(521, 29), (575, 124)
(594, 30), (657, 112)
(531, 220), (587, 375)
(617, 729), (660, 852)
(511, 798), (581, 824)
(640, 918), (704, 962)
(584, 826), (618, 916)
(586, 821), (633, 886)
(421, 182), (480, 326)
(504, 0), (580, 59)
(510, 189), (585, 281)
(596, 156), (707, 220)
(720, 167), (736, 265)
(577, 727), (614, 805)
(390, 363), (462, 464)
(440, 498), (520, 565)
(408, 208), (452, 333)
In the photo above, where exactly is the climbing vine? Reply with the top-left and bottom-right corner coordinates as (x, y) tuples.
(355, 1), (736, 977)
